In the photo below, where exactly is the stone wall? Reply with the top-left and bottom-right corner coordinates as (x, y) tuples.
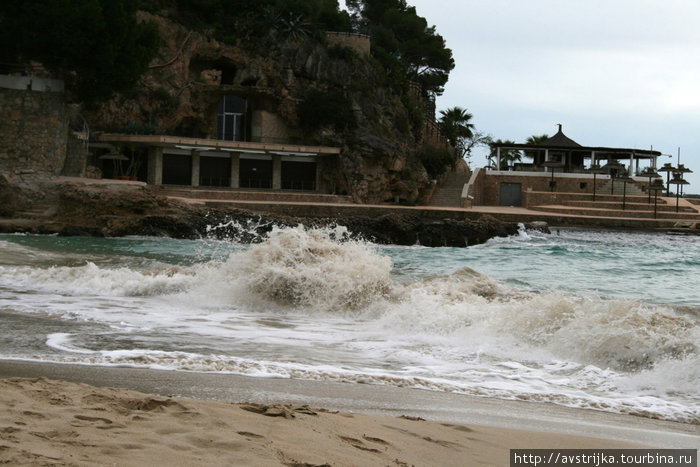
(462, 167), (486, 207)
(479, 171), (612, 207)
(325, 32), (371, 56)
(251, 110), (292, 143)
(0, 76), (68, 181)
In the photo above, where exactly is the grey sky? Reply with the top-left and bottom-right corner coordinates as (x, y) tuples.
(405, 0), (700, 190)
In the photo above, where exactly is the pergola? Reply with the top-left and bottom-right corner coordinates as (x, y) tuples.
(490, 125), (662, 175)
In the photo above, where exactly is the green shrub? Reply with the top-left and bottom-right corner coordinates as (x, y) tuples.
(297, 88), (353, 132)
(417, 144), (453, 179)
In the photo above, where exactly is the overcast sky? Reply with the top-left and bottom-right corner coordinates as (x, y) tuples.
(396, 0), (700, 191)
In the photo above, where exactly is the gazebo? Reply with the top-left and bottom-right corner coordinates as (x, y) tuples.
(490, 125), (662, 175)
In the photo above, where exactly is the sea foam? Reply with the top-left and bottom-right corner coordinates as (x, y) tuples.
(1, 228), (698, 423)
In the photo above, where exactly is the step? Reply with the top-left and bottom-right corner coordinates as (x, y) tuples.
(157, 186), (353, 204)
(531, 204), (700, 220)
(429, 172), (469, 207)
(563, 200), (696, 213)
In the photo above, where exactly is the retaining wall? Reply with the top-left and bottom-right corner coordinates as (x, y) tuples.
(0, 76), (68, 181)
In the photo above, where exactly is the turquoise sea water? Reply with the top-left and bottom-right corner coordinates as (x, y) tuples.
(0, 226), (698, 423)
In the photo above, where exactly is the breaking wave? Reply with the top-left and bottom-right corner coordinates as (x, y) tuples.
(1, 227), (698, 423)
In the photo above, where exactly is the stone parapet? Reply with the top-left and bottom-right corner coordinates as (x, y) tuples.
(325, 32), (371, 56)
(0, 85), (68, 181)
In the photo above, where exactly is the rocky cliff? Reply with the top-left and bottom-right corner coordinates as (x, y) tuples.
(85, 11), (438, 203)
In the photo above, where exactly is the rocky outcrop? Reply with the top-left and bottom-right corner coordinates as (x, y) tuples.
(0, 179), (546, 247)
(85, 11), (435, 204)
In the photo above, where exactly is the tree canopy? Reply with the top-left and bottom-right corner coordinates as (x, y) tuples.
(438, 107), (474, 157)
(489, 139), (522, 170)
(524, 133), (549, 162)
(145, 0), (353, 44)
(347, 0), (454, 96)
(0, 0), (159, 104)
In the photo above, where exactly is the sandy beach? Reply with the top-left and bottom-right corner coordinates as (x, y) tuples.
(1, 361), (697, 466)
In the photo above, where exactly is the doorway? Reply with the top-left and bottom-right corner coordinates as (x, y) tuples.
(499, 182), (522, 206)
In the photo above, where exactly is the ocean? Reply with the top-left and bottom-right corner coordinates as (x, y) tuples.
(0, 225), (698, 424)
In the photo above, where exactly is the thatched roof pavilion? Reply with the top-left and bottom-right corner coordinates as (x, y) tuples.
(490, 125), (662, 174)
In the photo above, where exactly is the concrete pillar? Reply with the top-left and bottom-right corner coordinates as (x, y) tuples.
(629, 153), (634, 175)
(315, 157), (321, 192)
(272, 154), (282, 189)
(229, 153), (240, 188)
(591, 151), (596, 168)
(147, 147), (163, 185)
(191, 150), (200, 186)
(496, 147), (501, 170)
(544, 149), (550, 173)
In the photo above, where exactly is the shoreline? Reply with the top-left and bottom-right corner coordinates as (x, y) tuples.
(1, 359), (696, 451)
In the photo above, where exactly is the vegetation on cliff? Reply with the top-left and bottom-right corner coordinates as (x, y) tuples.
(0, 0), (159, 104)
(1, 0), (469, 203)
(346, 0), (454, 96)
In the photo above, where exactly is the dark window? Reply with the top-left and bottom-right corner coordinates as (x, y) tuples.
(580, 182), (588, 190)
(282, 161), (316, 191)
(239, 159), (272, 188)
(162, 154), (192, 185)
(200, 156), (231, 187)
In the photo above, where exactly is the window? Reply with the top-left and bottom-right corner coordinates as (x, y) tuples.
(217, 96), (247, 141)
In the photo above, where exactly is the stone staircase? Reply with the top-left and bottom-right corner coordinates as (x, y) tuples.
(157, 186), (353, 205)
(596, 179), (646, 196)
(530, 193), (700, 221)
(428, 171), (469, 207)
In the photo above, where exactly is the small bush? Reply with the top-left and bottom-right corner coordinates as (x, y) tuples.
(417, 144), (453, 179)
(297, 88), (353, 132)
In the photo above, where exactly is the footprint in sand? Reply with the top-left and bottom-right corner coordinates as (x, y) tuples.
(339, 436), (382, 453)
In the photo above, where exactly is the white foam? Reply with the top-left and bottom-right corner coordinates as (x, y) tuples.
(1, 228), (698, 424)
(46, 333), (95, 354)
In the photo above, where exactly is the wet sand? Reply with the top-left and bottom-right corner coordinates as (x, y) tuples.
(0, 360), (697, 466)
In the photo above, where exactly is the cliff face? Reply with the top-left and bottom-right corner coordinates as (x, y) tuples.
(86, 12), (432, 203)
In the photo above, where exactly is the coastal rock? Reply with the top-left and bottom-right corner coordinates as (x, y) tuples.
(0, 179), (534, 247)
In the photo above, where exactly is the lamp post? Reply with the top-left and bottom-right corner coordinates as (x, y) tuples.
(639, 167), (661, 204)
(543, 159), (565, 192)
(657, 163), (675, 197)
(648, 178), (664, 219)
(675, 164), (693, 196)
(617, 173), (634, 211)
(600, 160), (625, 195)
(668, 172), (690, 212)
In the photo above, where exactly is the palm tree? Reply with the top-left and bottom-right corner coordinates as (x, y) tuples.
(526, 134), (549, 145)
(525, 133), (549, 167)
(438, 107), (475, 159)
(488, 139), (521, 170)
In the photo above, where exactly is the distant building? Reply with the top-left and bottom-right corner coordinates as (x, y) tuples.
(464, 125), (664, 208)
